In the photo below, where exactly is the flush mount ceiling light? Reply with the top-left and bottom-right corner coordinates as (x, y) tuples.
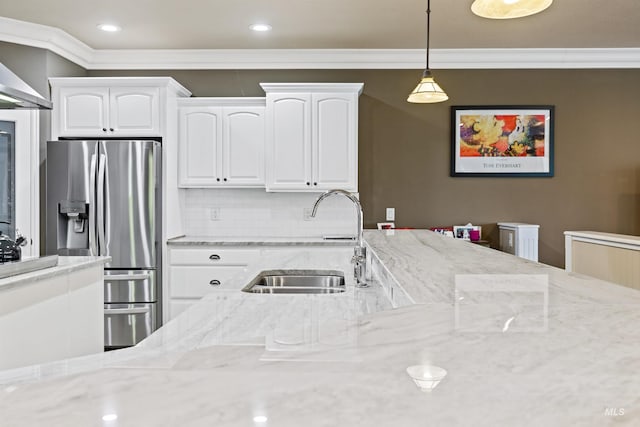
(97, 23), (121, 32)
(407, 0), (448, 104)
(249, 24), (272, 32)
(471, 0), (553, 19)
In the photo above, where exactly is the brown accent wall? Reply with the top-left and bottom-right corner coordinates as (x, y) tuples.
(84, 68), (640, 267)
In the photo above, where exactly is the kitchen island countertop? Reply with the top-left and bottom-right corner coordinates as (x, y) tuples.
(1, 230), (639, 426)
(0, 256), (111, 290)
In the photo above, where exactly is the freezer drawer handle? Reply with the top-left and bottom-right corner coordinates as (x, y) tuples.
(209, 254), (221, 260)
(106, 273), (152, 281)
(104, 307), (151, 315)
(209, 280), (221, 286)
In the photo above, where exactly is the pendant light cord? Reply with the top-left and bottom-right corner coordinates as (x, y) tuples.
(425, 0), (431, 70)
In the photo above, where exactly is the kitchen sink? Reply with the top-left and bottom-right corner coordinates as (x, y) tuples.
(241, 270), (346, 294)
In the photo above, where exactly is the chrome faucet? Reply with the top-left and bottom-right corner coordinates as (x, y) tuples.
(311, 189), (368, 287)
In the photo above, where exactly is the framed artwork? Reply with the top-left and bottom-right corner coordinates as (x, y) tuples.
(451, 105), (554, 177)
(453, 225), (481, 240)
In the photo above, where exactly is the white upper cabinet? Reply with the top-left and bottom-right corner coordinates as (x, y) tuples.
(57, 87), (110, 136)
(179, 106), (222, 186)
(261, 83), (363, 192)
(178, 98), (265, 188)
(265, 93), (312, 189)
(313, 93), (358, 190)
(108, 87), (160, 136)
(223, 107), (265, 186)
(49, 79), (176, 138)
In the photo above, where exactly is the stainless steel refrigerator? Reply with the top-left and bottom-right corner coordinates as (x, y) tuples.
(45, 139), (161, 349)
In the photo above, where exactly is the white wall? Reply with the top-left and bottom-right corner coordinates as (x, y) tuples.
(181, 189), (358, 238)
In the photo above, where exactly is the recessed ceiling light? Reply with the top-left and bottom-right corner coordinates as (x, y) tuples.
(249, 24), (272, 32)
(97, 24), (121, 32)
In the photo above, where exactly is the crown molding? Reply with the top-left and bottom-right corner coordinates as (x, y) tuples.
(0, 17), (93, 67)
(260, 83), (364, 94)
(1, 16), (640, 70)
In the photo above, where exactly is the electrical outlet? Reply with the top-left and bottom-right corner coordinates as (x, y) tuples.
(210, 208), (220, 221)
(386, 207), (395, 221)
(303, 208), (313, 221)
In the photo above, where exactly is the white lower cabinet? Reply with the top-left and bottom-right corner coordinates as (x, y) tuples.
(0, 264), (104, 371)
(168, 246), (260, 319)
(167, 244), (359, 321)
(170, 266), (247, 297)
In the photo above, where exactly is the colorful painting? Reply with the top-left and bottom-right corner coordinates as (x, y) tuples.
(451, 106), (554, 177)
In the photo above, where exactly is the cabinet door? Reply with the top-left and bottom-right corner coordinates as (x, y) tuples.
(499, 229), (517, 255)
(223, 107), (265, 186)
(265, 94), (312, 191)
(57, 87), (110, 137)
(178, 107), (223, 187)
(312, 93), (358, 191)
(109, 87), (161, 136)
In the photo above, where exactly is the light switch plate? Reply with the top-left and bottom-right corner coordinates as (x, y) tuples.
(386, 208), (395, 221)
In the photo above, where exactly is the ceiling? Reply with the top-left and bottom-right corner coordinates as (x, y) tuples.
(0, 0), (638, 50)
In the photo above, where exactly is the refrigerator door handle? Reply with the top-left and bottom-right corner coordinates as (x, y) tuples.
(104, 307), (151, 315)
(106, 273), (152, 281)
(97, 153), (107, 255)
(88, 153), (98, 256)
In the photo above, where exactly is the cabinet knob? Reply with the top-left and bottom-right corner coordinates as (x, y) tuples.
(102, 128), (107, 132)
(209, 254), (220, 260)
(209, 280), (221, 286)
(306, 182), (310, 186)
(216, 178), (220, 182)
(313, 182), (317, 186)
(109, 128), (114, 132)
(223, 178), (227, 182)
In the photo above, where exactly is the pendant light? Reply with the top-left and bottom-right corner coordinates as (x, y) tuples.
(471, 0), (553, 19)
(407, 0), (448, 103)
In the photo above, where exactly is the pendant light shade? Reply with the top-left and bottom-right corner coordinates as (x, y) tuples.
(407, 0), (448, 104)
(471, 0), (553, 19)
(407, 70), (448, 103)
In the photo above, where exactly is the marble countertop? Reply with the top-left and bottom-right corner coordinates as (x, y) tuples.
(1, 231), (639, 426)
(167, 235), (357, 246)
(0, 256), (111, 290)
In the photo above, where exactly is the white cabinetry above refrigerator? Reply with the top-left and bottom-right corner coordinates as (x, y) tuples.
(261, 83), (363, 192)
(49, 77), (190, 139)
(177, 98), (265, 188)
(52, 85), (160, 137)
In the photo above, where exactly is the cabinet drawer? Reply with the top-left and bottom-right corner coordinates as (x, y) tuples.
(170, 266), (246, 297)
(169, 248), (260, 265)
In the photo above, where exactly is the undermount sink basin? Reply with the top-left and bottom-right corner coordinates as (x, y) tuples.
(241, 270), (346, 294)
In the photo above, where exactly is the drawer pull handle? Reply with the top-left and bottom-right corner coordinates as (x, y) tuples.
(209, 280), (221, 286)
(106, 273), (151, 281)
(209, 254), (220, 260)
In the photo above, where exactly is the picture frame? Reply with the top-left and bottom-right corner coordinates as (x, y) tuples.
(453, 225), (481, 240)
(450, 105), (554, 177)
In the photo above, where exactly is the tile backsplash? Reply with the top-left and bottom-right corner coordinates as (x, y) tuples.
(181, 189), (358, 237)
